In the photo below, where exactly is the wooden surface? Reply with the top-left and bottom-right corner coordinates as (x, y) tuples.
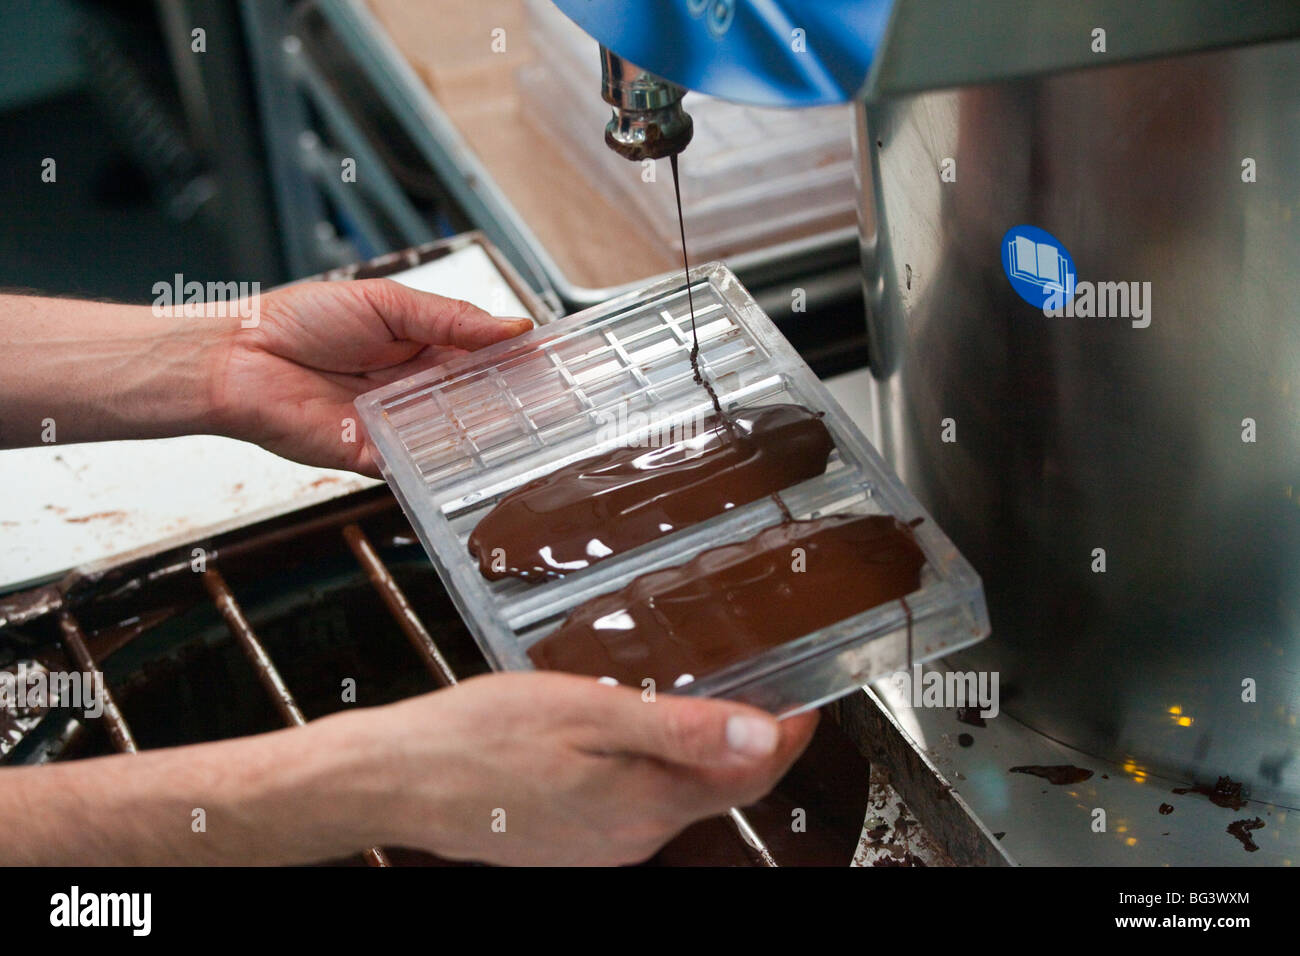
(366, 0), (679, 291)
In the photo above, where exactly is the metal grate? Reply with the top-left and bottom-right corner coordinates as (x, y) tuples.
(36, 498), (455, 868)
(0, 488), (786, 866)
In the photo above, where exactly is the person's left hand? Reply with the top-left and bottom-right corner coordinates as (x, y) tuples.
(209, 279), (533, 475)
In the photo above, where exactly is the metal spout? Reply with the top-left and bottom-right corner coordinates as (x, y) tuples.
(599, 45), (693, 161)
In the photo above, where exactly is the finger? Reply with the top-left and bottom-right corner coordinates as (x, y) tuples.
(569, 685), (788, 770)
(359, 346), (469, 386)
(654, 709), (820, 812)
(357, 279), (534, 351)
(602, 709), (821, 832)
(348, 442), (382, 479)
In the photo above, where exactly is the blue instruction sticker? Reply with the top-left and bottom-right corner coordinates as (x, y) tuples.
(1001, 225), (1076, 311)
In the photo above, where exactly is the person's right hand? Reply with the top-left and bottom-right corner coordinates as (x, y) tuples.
(316, 672), (819, 866)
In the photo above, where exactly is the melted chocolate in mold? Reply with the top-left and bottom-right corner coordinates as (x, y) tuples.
(1172, 775), (1247, 811)
(468, 404), (834, 582)
(1010, 765), (1095, 785)
(527, 514), (925, 688)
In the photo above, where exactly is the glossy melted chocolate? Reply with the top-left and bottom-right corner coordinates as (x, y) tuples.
(527, 514), (925, 687)
(468, 404), (834, 582)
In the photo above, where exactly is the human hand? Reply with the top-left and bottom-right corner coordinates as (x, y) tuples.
(209, 279), (533, 475)
(317, 672), (819, 866)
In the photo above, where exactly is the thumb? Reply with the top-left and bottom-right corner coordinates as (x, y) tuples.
(585, 690), (787, 769)
(359, 279), (534, 350)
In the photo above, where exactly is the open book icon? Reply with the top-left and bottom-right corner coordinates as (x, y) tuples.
(1008, 235), (1067, 290)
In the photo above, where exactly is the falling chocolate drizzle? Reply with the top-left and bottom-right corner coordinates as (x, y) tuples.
(670, 152), (727, 425)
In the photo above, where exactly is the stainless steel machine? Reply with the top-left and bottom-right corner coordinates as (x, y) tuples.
(557, 0), (1300, 805)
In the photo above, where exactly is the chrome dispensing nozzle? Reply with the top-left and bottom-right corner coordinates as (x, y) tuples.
(599, 45), (694, 160)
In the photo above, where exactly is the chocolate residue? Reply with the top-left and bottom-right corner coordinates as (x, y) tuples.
(872, 852), (927, 867)
(1226, 817), (1265, 853)
(957, 732), (974, 748)
(468, 404), (834, 582)
(862, 810), (930, 867)
(65, 510), (126, 524)
(1158, 803), (1175, 815)
(1010, 764), (1094, 785)
(956, 707), (986, 728)
(1172, 776), (1247, 811)
(528, 514), (925, 687)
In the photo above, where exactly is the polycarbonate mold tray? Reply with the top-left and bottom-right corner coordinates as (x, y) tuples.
(355, 263), (989, 714)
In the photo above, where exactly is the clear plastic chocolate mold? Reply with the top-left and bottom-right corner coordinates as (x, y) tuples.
(355, 262), (989, 714)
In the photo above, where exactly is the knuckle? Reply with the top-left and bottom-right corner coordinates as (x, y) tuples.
(444, 296), (489, 333)
(356, 277), (406, 313)
(657, 704), (711, 759)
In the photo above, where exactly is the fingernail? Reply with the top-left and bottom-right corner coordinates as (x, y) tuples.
(725, 715), (778, 757)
